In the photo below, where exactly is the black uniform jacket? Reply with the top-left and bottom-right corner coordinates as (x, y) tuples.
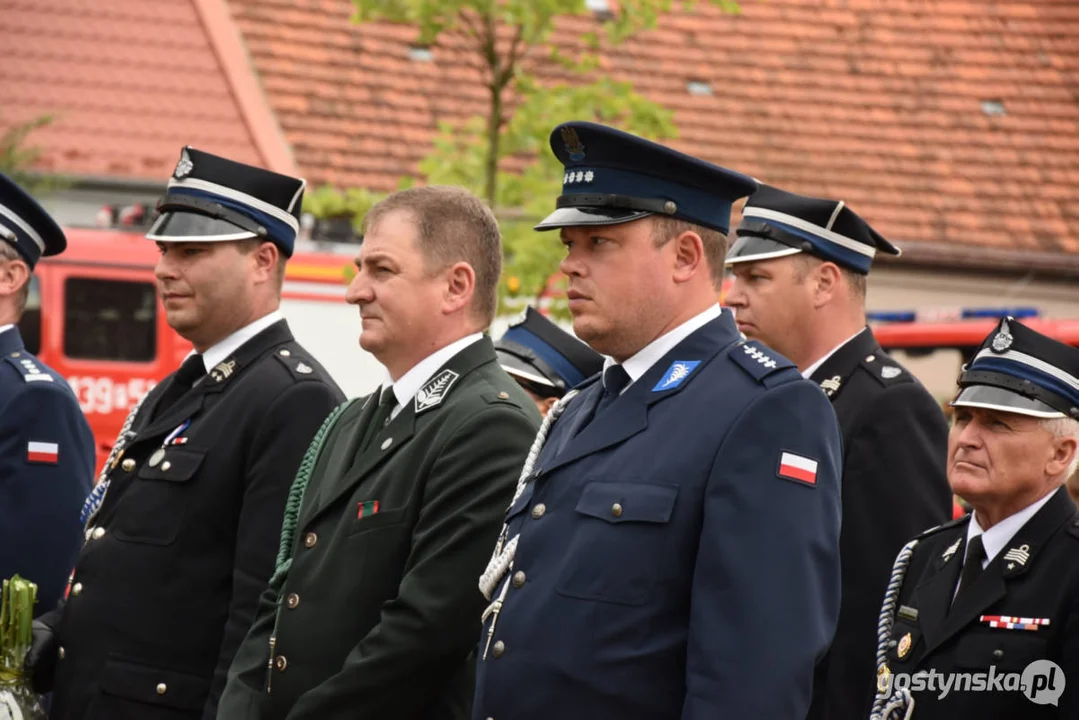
(807, 327), (952, 720)
(882, 486), (1079, 719)
(40, 319), (344, 720)
(219, 337), (541, 720)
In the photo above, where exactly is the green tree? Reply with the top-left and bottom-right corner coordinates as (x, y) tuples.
(0, 114), (68, 195)
(352, 0), (741, 315)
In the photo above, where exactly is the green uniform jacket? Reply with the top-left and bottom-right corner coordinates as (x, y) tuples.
(219, 337), (541, 720)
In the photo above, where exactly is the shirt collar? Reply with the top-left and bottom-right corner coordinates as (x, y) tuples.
(603, 304), (723, 390)
(385, 333), (484, 416)
(965, 490), (1058, 568)
(0, 324), (13, 336)
(198, 310), (285, 373)
(802, 328), (866, 379)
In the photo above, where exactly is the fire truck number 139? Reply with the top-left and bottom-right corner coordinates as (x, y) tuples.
(67, 376), (156, 415)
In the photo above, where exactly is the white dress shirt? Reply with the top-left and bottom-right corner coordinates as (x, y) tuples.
(965, 490), (1057, 570)
(383, 333), (484, 420)
(603, 304), (724, 391)
(196, 310), (285, 373)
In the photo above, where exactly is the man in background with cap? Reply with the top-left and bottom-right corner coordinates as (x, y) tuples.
(495, 306), (603, 417)
(0, 172), (95, 617)
(871, 317), (1079, 719)
(724, 185), (951, 719)
(28, 148), (344, 720)
(473, 122), (843, 720)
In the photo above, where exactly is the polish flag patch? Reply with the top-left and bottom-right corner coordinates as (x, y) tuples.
(27, 441), (59, 464)
(777, 452), (817, 486)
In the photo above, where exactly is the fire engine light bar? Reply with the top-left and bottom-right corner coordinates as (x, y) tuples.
(868, 307), (1040, 324)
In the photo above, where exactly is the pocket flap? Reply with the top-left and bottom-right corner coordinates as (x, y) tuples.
(955, 631), (1048, 671)
(575, 482), (677, 524)
(348, 507), (408, 536)
(505, 484), (535, 520)
(99, 659), (210, 711)
(137, 448), (205, 482)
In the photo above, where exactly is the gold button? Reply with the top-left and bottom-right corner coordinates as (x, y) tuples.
(91, 527), (106, 540)
(161, 461), (172, 472)
(492, 641), (505, 658)
(275, 655), (288, 671)
(512, 571), (526, 588)
(71, 582), (83, 596)
(303, 532), (318, 548)
(611, 503), (623, 518)
(498, 391), (509, 399)
(156, 683), (167, 695)
(287, 593), (300, 609)
(121, 458), (136, 472)
(58, 646), (65, 660)
(531, 504), (546, 519)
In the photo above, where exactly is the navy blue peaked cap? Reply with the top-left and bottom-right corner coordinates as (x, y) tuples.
(535, 121), (758, 235)
(952, 317), (1079, 420)
(0, 172), (66, 269)
(726, 185), (900, 274)
(495, 307), (604, 398)
(147, 147), (306, 257)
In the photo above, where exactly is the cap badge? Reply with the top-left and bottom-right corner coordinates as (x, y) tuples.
(881, 366), (902, 379)
(173, 148), (194, 180)
(991, 320), (1013, 353)
(561, 127), (586, 162)
(562, 170), (594, 185)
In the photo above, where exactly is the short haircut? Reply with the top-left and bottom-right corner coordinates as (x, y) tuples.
(791, 253), (867, 302)
(235, 238), (287, 290)
(363, 185), (502, 325)
(650, 216), (727, 288)
(0, 241), (31, 316)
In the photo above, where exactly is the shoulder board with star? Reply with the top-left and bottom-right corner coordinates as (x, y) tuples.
(272, 346), (322, 380)
(729, 340), (797, 387)
(415, 369), (460, 414)
(3, 352), (55, 384)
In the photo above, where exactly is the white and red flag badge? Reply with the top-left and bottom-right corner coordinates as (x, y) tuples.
(777, 451), (818, 486)
(27, 441), (59, 464)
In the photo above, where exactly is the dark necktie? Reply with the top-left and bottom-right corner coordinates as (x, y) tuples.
(952, 535), (986, 609)
(153, 354), (204, 420)
(358, 385), (396, 453)
(579, 365), (631, 432)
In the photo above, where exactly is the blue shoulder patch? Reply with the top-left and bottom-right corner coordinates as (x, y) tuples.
(3, 352), (55, 384)
(729, 341), (797, 387)
(652, 360), (701, 392)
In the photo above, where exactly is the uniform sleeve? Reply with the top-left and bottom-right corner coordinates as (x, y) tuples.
(683, 379), (843, 720)
(817, 383), (951, 717)
(203, 380), (342, 720)
(0, 383), (95, 617)
(283, 403), (538, 720)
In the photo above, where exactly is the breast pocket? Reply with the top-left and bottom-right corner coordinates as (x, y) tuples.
(955, 630), (1049, 673)
(557, 481), (678, 606)
(113, 449), (204, 546)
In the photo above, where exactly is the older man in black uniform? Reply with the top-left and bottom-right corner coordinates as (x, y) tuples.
(724, 185), (952, 720)
(0, 172), (95, 616)
(495, 306), (603, 417)
(872, 317), (1079, 719)
(28, 148), (344, 720)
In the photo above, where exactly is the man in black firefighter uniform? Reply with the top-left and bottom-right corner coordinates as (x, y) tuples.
(725, 185), (952, 719)
(28, 148), (344, 720)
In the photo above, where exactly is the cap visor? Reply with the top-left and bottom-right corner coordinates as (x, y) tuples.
(950, 385), (1065, 418)
(534, 206), (651, 231)
(725, 235), (803, 266)
(496, 351), (559, 390)
(146, 211), (258, 243)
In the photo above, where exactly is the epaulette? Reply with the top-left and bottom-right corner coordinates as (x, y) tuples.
(272, 346), (321, 380)
(914, 514), (969, 541)
(2, 352), (55, 383)
(861, 352), (910, 387)
(729, 340), (797, 388)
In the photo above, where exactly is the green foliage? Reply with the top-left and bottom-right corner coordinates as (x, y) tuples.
(0, 114), (70, 195)
(302, 185), (385, 230)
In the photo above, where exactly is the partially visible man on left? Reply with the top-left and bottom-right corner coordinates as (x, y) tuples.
(27, 148), (345, 720)
(0, 172), (95, 617)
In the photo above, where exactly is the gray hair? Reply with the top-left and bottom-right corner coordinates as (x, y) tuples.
(1043, 415), (1079, 481)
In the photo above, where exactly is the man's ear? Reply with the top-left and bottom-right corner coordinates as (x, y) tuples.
(443, 261), (476, 315)
(811, 261), (843, 309)
(671, 230), (705, 284)
(0, 257), (30, 298)
(252, 241), (280, 284)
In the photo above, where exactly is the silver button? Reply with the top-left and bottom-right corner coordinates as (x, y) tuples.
(498, 391), (509, 399)
(160, 460), (172, 472)
(58, 646), (65, 660)
(279, 349), (291, 357)
(492, 640), (505, 658)
(71, 582), (83, 596)
(531, 504), (546, 519)
(611, 503), (623, 518)
(865, 355), (876, 363)
(512, 571), (526, 588)
(381, 437), (393, 450)
(287, 593), (300, 609)
(91, 527), (106, 540)
(156, 683), (167, 695)
(121, 458), (136, 472)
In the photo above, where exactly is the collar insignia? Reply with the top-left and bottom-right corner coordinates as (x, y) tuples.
(941, 536), (962, 563)
(211, 359), (237, 382)
(652, 360), (701, 392)
(881, 366), (902, 379)
(415, 369), (460, 414)
(820, 375), (842, 397)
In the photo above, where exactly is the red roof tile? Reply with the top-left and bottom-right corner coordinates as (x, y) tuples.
(229, 0), (1079, 256)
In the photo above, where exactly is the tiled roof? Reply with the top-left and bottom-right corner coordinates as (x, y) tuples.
(230, 0), (1079, 256)
(0, 0), (294, 181)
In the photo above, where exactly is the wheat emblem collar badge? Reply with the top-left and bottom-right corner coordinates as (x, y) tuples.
(415, 369), (460, 414)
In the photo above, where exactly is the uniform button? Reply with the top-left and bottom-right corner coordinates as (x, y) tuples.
(279, 349), (291, 357)
(865, 355), (876, 362)
(993, 649), (1004, 659)
(492, 641), (505, 658)
(512, 571), (526, 588)
(304, 532), (318, 548)
(71, 582), (83, 596)
(58, 647), (65, 660)
(611, 503), (623, 518)
(531, 504), (546, 519)
(275, 655), (288, 671)
(156, 683), (167, 695)
(91, 527), (106, 540)
(161, 461), (172, 472)
(498, 391), (509, 399)
(287, 593), (300, 609)
(121, 458), (136, 472)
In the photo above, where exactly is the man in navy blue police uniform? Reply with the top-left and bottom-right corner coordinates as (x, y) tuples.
(0, 172), (95, 617)
(472, 122), (845, 720)
(495, 306), (604, 417)
(872, 317), (1079, 719)
(725, 186), (952, 720)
